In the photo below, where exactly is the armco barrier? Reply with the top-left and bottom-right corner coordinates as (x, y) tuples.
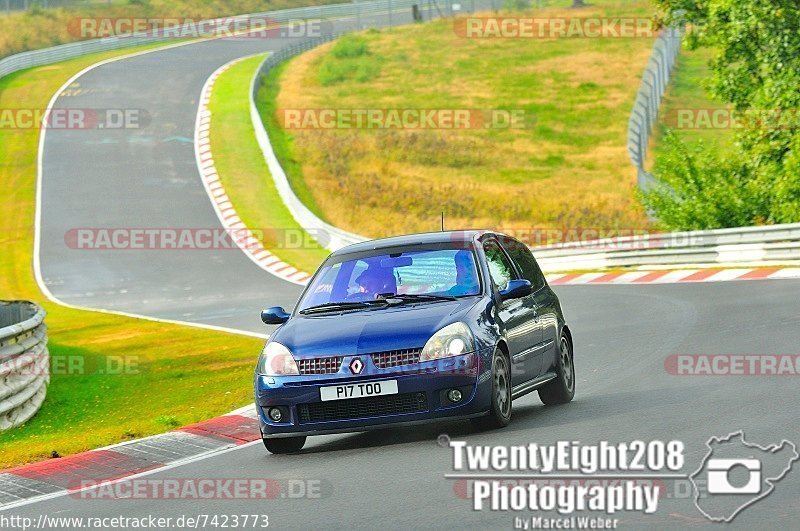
(533, 223), (800, 271)
(626, 26), (683, 190)
(0, 301), (48, 431)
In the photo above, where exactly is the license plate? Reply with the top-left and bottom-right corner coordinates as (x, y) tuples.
(319, 380), (398, 402)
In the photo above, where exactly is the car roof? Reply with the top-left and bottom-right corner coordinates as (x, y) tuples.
(331, 230), (497, 256)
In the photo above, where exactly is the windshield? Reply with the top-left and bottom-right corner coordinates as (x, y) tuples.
(297, 247), (481, 312)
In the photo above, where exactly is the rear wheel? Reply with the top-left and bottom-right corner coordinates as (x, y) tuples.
(538, 332), (575, 405)
(471, 348), (512, 430)
(262, 436), (306, 454)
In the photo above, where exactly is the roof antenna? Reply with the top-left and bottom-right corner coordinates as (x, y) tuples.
(441, 211), (445, 231)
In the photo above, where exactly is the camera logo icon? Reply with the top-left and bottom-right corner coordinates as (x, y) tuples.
(706, 458), (761, 494)
(690, 431), (799, 522)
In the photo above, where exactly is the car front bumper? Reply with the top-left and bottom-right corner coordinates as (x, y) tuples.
(255, 349), (494, 438)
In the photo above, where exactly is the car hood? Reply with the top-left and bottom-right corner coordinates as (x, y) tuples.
(271, 299), (479, 357)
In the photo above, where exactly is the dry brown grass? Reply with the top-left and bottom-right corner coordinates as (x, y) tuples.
(270, 0), (656, 238)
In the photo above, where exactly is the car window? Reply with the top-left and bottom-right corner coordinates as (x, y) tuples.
(302, 262), (343, 309)
(296, 248), (481, 311)
(482, 240), (515, 291)
(500, 237), (546, 291)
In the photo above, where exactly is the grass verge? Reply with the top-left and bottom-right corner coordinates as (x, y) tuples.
(0, 42), (263, 469)
(259, 0), (657, 239)
(208, 54), (331, 274)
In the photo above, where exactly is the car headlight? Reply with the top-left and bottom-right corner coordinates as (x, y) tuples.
(420, 322), (475, 362)
(258, 342), (300, 376)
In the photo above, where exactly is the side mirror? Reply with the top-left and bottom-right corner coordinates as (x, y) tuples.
(499, 279), (532, 301)
(261, 306), (290, 325)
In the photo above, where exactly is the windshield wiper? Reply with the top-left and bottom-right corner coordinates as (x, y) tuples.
(299, 300), (388, 315)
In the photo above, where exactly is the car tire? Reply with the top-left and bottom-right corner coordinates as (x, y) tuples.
(262, 436), (306, 454)
(538, 332), (575, 405)
(471, 348), (512, 430)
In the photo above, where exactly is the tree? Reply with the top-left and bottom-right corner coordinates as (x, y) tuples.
(644, 0), (800, 228)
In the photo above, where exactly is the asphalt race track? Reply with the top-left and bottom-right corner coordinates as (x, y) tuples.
(23, 7), (800, 531)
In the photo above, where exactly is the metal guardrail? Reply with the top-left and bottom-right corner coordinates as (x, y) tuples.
(0, 301), (48, 431)
(533, 223), (800, 272)
(627, 27), (682, 190)
(0, 0), (435, 78)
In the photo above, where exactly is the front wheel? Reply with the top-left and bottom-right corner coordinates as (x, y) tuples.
(262, 436), (306, 454)
(538, 332), (575, 405)
(471, 348), (512, 431)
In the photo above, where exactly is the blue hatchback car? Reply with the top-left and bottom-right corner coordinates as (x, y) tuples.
(255, 231), (574, 454)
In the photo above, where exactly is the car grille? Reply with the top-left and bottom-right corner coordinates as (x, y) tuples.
(297, 356), (343, 375)
(298, 392), (428, 423)
(371, 348), (422, 369)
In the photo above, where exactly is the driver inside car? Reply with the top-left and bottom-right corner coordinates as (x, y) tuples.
(349, 267), (397, 300)
(446, 250), (480, 296)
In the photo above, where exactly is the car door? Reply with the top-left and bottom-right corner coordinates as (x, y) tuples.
(498, 237), (550, 378)
(482, 238), (542, 385)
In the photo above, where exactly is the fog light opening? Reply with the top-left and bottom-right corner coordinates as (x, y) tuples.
(268, 407), (283, 422)
(447, 389), (463, 403)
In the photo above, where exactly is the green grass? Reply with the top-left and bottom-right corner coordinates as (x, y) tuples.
(0, 42), (263, 469)
(208, 54), (331, 274)
(650, 46), (735, 167)
(260, 0), (658, 238)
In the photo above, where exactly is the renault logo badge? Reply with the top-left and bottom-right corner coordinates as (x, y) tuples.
(349, 358), (364, 374)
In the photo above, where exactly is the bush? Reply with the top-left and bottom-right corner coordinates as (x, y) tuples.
(331, 34), (370, 59)
(504, 0), (531, 10)
(317, 34), (380, 86)
(642, 132), (761, 230)
(650, 0), (800, 229)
